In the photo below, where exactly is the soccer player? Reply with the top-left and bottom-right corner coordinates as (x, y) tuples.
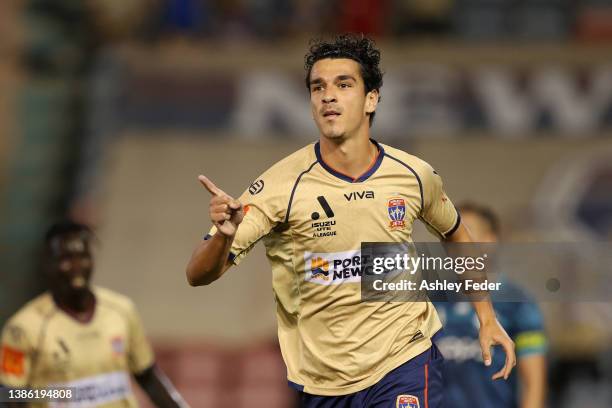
(435, 203), (547, 408)
(0, 221), (188, 408)
(186, 34), (516, 407)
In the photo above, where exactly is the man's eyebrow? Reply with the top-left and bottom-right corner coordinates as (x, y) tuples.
(310, 74), (357, 86)
(336, 75), (356, 82)
(309, 77), (324, 86)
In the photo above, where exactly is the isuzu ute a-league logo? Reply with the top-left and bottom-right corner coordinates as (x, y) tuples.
(311, 196), (338, 238)
(388, 197), (406, 230)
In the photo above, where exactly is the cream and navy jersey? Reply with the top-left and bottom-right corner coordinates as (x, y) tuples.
(208, 139), (460, 396)
(0, 287), (154, 407)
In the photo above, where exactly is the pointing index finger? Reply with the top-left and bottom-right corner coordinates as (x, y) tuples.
(198, 175), (226, 197)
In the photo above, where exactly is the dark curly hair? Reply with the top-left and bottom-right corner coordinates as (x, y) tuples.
(304, 34), (383, 126)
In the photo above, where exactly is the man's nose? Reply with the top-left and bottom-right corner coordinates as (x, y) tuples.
(322, 90), (337, 103)
(68, 258), (83, 274)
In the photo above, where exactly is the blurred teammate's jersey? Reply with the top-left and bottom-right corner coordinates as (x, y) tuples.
(208, 140), (459, 395)
(0, 287), (154, 407)
(434, 284), (547, 408)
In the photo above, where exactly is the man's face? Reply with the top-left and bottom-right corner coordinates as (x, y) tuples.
(309, 58), (378, 140)
(461, 211), (498, 243)
(47, 233), (93, 295)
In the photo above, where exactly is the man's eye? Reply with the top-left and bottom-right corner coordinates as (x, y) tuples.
(312, 85), (323, 92)
(339, 83), (351, 88)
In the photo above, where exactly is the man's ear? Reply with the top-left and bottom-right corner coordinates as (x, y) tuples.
(365, 89), (379, 114)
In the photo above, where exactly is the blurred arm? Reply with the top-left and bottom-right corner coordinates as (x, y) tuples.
(518, 354), (547, 408)
(134, 364), (189, 408)
(1, 323), (33, 408)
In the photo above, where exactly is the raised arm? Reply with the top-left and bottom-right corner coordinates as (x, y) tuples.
(186, 175), (244, 286)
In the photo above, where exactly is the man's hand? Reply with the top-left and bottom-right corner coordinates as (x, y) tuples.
(447, 222), (517, 381)
(198, 175), (244, 237)
(479, 318), (516, 380)
(185, 175), (239, 286)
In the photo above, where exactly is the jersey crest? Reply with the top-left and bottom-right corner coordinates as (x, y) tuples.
(397, 394), (420, 408)
(388, 198), (407, 230)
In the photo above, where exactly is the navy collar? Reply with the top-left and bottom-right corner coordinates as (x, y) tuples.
(314, 139), (385, 183)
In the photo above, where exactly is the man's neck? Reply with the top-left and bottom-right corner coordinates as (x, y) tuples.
(319, 135), (378, 181)
(53, 290), (96, 323)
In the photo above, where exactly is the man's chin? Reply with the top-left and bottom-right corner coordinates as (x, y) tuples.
(321, 130), (345, 140)
(70, 284), (90, 293)
(65, 280), (92, 294)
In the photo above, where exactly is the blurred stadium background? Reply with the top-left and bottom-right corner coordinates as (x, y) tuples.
(1, 0), (612, 407)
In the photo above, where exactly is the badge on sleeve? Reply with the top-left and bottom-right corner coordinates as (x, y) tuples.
(111, 336), (125, 356)
(1, 345), (25, 376)
(248, 180), (264, 195)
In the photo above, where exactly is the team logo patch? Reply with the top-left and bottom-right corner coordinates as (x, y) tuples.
(397, 394), (420, 408)
(248, 180), (264, 195)
(310, 257), (330, 281)
(111, 336), (125, 355)
(304, 251), (364, 285)
(1, 345), (25, 376)
(388, 198), (406, 230)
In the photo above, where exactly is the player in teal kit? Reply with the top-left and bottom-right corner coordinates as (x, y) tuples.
(435, 203), (547, 408)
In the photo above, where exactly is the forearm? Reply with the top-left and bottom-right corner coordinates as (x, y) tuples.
(446, 223), (496, 323)
(186, 232), (233, 286)
(471, 299), (497, 324)
(521, 386), (546, 408)
(519, 355), (547, 408)
(135, 365), (188, 408)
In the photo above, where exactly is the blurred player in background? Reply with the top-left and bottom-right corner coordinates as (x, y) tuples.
(187, 34), (515, 407)
(435, 203), (547, 408)
(0, 221), (188, 408)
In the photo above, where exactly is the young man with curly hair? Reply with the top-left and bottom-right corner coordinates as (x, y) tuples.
(186, 34), (515, 407)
